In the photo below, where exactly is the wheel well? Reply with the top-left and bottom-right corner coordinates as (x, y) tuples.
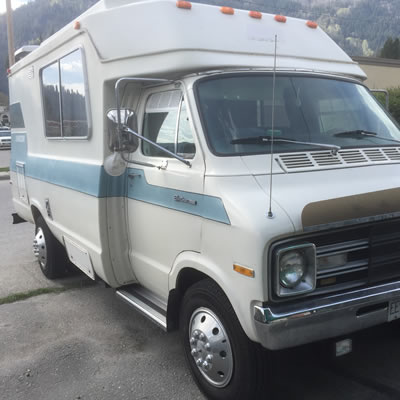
(31, 205), (42, 224)
(167, 268), (214, 332)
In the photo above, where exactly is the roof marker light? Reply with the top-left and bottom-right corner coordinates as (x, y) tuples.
(74, 21), (81, 30)
(176, 1), (192, 10)
(306, 21), (318, 29)
(274, 15), (287, 23)
(249, 11), (262, 19)
(220, 6), (234, 15)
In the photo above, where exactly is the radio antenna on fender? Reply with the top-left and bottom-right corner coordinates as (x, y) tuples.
(267, 35), (278, 219)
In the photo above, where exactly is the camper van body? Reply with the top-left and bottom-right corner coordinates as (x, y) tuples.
(9, 0), (400, 398)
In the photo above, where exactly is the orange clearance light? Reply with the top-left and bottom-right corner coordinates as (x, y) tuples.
(274, 15), (287, 23)
(221, 6), (235, 15)
(249, 11), (262, 19)
(74, 21), (81, 30)
(233, 264), (255, 278)
(176, 1), (192, 10)
(306, 20), (318, 29)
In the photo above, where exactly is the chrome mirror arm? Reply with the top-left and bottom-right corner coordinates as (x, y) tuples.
(122, 126), (192, 168)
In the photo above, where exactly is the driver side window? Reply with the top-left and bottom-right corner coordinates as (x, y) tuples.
(142, 90), (196, 159)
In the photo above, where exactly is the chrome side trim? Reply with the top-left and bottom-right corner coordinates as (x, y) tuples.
(116, 289), (167, 331)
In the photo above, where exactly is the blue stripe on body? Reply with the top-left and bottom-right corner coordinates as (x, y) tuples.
(126, 168), (230, 224)
(10, 133), (230, 224)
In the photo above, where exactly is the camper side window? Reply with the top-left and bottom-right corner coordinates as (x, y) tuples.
(42, 61), (62, 137)
(41, 49), (89, 138)
(142, 91), (196, 159)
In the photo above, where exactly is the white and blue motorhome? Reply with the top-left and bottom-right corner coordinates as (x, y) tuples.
(9, 1), (400, 398)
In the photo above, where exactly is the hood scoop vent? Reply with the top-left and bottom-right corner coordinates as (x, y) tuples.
(278, 147), (400, 172)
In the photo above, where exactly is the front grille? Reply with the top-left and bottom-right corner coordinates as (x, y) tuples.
(272, 219), (400, 299)
(315, 219), (400, 295)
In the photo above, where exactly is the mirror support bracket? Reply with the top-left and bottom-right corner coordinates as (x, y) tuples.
(122, 126), (192, 168)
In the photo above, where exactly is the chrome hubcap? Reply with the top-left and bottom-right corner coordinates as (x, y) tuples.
(189, 307), (233, 388)
(33, 228), (47, 268)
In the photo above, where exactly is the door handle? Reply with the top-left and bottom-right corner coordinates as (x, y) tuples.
(128, 173), (141, 180)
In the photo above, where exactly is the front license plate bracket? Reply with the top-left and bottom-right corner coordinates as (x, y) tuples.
(388, 299), (400, 322)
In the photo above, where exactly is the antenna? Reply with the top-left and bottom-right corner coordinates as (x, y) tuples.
(267, 35), (278, 219)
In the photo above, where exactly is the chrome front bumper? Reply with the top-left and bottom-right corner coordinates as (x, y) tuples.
(254, 281), (400, 350)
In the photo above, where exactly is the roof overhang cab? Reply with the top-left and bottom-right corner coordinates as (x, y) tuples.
(81, 0), (366, 80)
(10, 0), (366, 81)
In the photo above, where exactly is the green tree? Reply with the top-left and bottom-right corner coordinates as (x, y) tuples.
(380, 37), (400, 59)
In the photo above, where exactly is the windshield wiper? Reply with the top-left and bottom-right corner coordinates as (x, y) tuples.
(231, 136), (341, 155)
(333, 130), (400, 145)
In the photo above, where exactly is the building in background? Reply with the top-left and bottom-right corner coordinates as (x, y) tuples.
(353, 56), (400, 90)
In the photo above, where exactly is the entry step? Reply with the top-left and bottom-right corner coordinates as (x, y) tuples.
(116, 284), (167, 331)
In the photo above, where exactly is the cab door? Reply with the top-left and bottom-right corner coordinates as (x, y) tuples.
(125, 88), (204, 299)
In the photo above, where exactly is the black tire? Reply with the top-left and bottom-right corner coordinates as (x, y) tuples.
(180, 279), (268, 400)
(34, 216), (69, 279)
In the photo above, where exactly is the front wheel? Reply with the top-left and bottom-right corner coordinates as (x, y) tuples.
(180, 279), (268, 400)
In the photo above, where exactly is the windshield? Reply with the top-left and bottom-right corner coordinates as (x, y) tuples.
(196, 74), (400, 156)
(0, 131), (10, 137)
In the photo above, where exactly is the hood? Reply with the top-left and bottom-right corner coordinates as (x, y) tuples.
(252, 164), (400, 232)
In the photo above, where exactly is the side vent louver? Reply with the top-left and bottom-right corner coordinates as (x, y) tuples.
(310, 151), (342, 166)
(278, 153), (314, 169)
(277, 147), (400, 172)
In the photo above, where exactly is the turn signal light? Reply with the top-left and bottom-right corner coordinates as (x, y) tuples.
(249, 11), (262, 19)
(233, 264), (255, 278)
(221, 6), (234, 15)
(274, 15), (287, 23)
(74, 21), (81, 30)
(306, 21), (318, 29)
(176, 1), (192, 10)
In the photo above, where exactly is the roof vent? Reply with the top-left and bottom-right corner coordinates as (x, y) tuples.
(15, 45), (39, 62)
(103, 0), (142, 9)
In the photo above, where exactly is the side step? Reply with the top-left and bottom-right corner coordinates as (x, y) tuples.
(116, 284), (168, 331)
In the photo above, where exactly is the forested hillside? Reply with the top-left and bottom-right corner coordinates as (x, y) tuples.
(1, 0), (400, 100)
(0, 0), (97, 98)
(193, 0), (400, 58)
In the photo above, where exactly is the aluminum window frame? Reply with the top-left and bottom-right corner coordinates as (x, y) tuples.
(40, 46), (92, 141)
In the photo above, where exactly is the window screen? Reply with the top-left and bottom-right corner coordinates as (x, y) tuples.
(41, 49), (88, 138)
(142, 91), (196, 158)
(142, 90), (181, 157)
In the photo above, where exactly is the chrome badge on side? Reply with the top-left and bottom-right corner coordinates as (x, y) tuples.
(174, 195), (198, 206)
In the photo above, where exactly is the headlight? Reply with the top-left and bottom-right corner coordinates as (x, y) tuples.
(279, 251), (305, 288)
(274, 243), (316, 298)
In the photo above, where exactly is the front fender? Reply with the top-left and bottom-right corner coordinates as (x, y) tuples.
(169, 251), (261, 343)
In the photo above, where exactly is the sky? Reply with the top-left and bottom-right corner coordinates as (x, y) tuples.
(0, 0), (30, 15)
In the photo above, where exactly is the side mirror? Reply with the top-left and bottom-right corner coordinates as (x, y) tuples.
(107, 109), (139, 153)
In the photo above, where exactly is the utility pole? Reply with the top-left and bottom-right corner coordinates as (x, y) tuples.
(6, 0), (15, 67)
